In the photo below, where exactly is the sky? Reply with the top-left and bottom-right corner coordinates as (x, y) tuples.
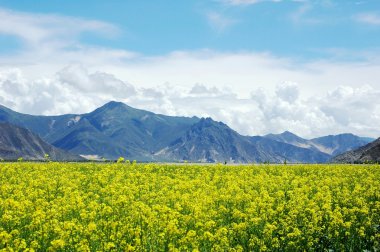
(0, 0), (379, 138)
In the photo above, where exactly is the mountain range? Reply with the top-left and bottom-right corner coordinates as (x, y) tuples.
(265, 131), (372, 156)
(0, 101), (375, 163)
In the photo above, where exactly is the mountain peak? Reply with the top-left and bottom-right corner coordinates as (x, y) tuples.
(199, 117), (214, 123)
(265, 130), (302, 141)
(90, 101), (132, 115)
(101, 101), (127, 109)
(281, 130), (296, 136)
(196, 117), (228, 128)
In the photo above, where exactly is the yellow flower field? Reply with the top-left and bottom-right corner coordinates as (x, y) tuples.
(0, 163), (379, 251)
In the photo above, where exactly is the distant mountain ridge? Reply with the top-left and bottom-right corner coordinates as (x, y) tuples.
(0, 102), (374, 163)
(157, 118), (264, 163)
(0, 122), (83, 161)
(158, 118), (332, 163)
(264, 131), (372, 156)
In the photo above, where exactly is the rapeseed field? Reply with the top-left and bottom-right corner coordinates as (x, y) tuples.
(0, 163), (379, 251)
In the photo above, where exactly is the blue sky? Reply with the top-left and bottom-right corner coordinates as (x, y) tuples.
(0, 0), (379, 57)
(0, 0), (379, 138)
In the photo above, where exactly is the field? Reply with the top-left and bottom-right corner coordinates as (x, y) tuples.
(0, 163), (379, 251)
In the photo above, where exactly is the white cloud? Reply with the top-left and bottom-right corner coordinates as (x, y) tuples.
(1, 6), (378, 102)
(189, 83), (235, 97)
(0, 8), (119, 49)
(275, 82), (299, 103)
(0, 7), (379, 139)
(109, 50), (380, 101)
(318, 85), (380, 127)
(1, 66), (380, 139)
(0, 8), (135, 77)
(355, 12), (380, 25)
(2, 47), (380, 139)
(58, 64), (136, 97)
(0, 66), (135, 115)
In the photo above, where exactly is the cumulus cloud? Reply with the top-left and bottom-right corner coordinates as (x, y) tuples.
(132, 81), (380, 138)
(1, 66), (380, 139)
(189, 83), (235, 98)
(0, 6), (378, 104)
(318, 85), (380, 127)
(0, 7), (379, 139)
(58, 64), (136, 97)
(275, 82), (299, 103)
(0, 66), (135, 115)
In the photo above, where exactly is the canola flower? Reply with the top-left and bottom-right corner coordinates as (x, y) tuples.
(0, 162), (379, 251)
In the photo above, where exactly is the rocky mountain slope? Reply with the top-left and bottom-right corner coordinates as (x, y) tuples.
(0, 102), (199, 160)
(156, 118), (267, 163)
(158, 118), (331, 163)
(332, 138), (380, 163)
(0, 122), (82, 161)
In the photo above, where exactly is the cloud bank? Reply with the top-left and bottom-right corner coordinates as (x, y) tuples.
(1, 65), (379, 139)
(0, 7), (379, 139)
